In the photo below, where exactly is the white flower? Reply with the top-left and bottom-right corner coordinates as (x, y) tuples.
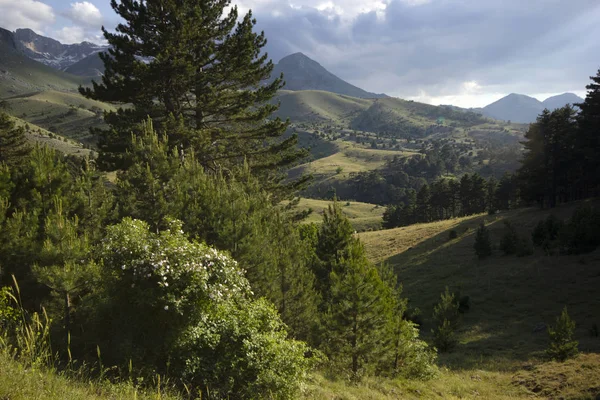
(164, 305), (169, 311)
(121, 265), (126, 270)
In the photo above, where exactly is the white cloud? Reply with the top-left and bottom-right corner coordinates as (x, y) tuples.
(0, 0), (55, 32)
(64, 1), (103, 28)
(52, 25), (104, 44)
(236, 0), (388, 20)
(52, 26), (86, 43)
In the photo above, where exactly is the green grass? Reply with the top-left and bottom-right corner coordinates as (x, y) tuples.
(293, 197), (384, 232)
(0, 352), (179, 400)
(5, 90), (112, 144)
(10, 115), (92, 156)
(352, 201), (600, 399)
(274, 90), (372, 124)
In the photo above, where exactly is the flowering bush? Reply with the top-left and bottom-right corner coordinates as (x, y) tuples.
(99, 218), (250, 318)
(90, 218), (312, 399)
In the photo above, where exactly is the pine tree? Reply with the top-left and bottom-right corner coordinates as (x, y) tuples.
(315, 199), (356, 296)
(32, 200), (98, 350)
(547, 306), (579, 361)
(474, 222), (492, 259)
(486, 176), (498, 214)
(81, 0), (307, 192)
(325, 240), (391, 377)
(518, 107), (578, 207)
(415, 183), (432, 222)
(576, 69), (600, 196)
(0, 111), (30, 167)
(431, 286), (460, 352)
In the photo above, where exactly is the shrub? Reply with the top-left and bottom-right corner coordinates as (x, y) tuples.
(516, 236), (534, 257)
(547, 307), (579, 362)
(432, 287), (460, 352)
(499, 221), (519, 255)
(532, 220), (547, 247)
(448, 229), (458, 240)
(500, 221), (532, 257)
(474, 223), (492, 259)
(532, 215), (563, 252)
(391, 321), (437, 379)
(558, 205), (600, 255)
(87, 218), (313, 399)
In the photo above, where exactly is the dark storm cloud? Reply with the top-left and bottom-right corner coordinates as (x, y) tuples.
(251, 0), (600, 102)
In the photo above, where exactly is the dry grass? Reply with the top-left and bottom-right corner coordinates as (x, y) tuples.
(305, 201), (600, 400)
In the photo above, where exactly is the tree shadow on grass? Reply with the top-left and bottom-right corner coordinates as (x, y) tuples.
(381, 206), (600, 372)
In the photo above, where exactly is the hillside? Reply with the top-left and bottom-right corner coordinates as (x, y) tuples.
(9, 114), (92, 156)
(292, 197), (385, 231)
(0, 41), (85, 97)
(276, 90), (524, 198)
(359, 202), (600, 370)
(270, 53), (387, 98)
(64, 53), (105, 77)
(4, 90), (114, 145)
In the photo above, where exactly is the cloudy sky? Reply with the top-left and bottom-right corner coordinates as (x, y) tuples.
(1, 0), (599, 107)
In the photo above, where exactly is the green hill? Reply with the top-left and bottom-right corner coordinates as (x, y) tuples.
(9, 114), (92, 156)
(274, 89), (372, 123)
(4, 90), (113, 144)
(291, 197), (385, 232)
(357, 201), (600, 399)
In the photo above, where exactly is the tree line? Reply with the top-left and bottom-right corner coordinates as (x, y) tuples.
(383, 172), (518, 228)
(383, 68), (600, 228)
(519, 73), (600, 207)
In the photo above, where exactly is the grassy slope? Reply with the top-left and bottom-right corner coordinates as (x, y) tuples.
(5, 90), (113, 144)
(274, 90), (372, 124)
(10, 115), (92, 156)
(347, 201), (600, 399)
(294, 198), (385, 231)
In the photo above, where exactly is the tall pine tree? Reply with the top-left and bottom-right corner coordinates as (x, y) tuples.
(81, 0), (307, 192)
(576, 68), (600, 197)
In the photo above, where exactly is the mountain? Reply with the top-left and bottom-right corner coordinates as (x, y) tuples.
(479, 92), (584, 123)
(270, 53), (387, 99)
(0, 27), (17, 50)
(542, 92), (583, 110)
(64, 53), (105, 77)
(10, 28), (107, 72)
(0, 30), (85, 97)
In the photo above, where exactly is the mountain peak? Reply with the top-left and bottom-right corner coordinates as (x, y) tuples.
(480, 92), (584, 123)
(271, 52), (387, 99)
(3, 26), (108, 74)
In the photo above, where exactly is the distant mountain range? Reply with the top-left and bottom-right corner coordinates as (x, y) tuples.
(474, 92), (584, 123)
(0, 27), (107, 77)
(269, 53), (387, 99)
(0, 25), (583, 124)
